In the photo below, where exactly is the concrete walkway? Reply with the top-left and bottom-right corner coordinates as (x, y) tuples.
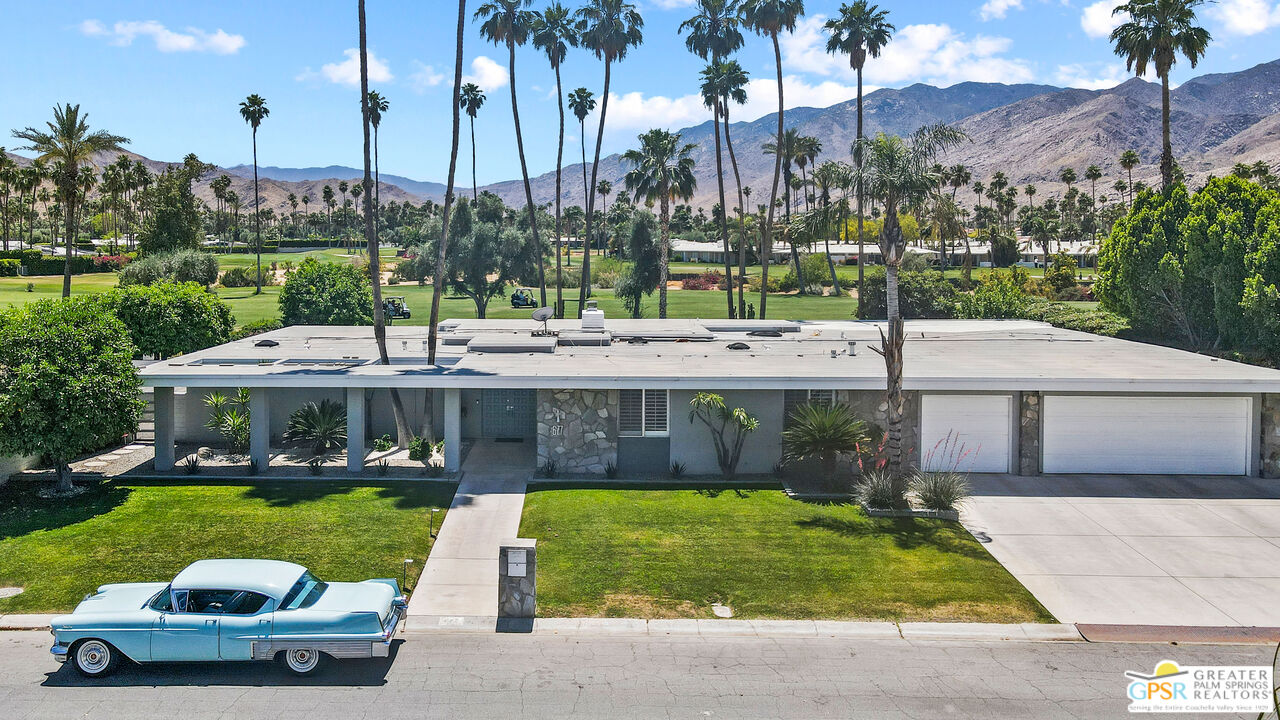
(963, 473), (1280, 627)
(406, 439), (532, 626)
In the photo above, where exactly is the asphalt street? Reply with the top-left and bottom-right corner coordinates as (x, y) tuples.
(2, 630), (1274, 719)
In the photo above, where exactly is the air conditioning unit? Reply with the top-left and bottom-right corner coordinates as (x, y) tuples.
(581, 300), (605, 332)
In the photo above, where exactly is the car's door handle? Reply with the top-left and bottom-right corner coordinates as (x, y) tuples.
(206, 619), (217, 627)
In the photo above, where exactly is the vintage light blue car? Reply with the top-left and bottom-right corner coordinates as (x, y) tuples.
(49, 559), (406, 677)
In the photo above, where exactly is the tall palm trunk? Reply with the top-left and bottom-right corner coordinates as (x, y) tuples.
(252, 129), (262, 293)
(855, 65), (866, 303)
(785, 166), (804, 293)
(581, 60), (612, 318)
(574, 116), (587, 270)
(61, 175), (75, 298)
(553, 64), (566, 317)
(828, 196), (842, 294)
(877, 209), (906, 476)
(360, 0), (413, 446)
(712, 100), (734, 318)
(428, 0), (467, 369)
(723, 105), (747, 318)
(760, 32), (785, 320)
(506, 40), (547, 308)
(470, 115), (478, 203)
(374, 125), (381, 230)
(1160, 73), (1173, 190)
(658, 192), (670, 318)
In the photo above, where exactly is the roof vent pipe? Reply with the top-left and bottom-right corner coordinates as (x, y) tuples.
(848, 341), (857, 356)
(582, 300), (605, 333)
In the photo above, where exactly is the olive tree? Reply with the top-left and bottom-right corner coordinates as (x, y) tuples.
(278, 257), (373, 326)
(0, 298), (144, 494)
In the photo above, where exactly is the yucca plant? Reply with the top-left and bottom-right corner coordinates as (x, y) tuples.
(782, 403), (871, 483)
(204, 389), (250, 453)
(283, 399), (348, 455)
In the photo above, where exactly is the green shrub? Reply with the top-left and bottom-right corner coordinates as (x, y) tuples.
(1024, 300), (1131, 337)
(204, 389), (251, 453)
(857, 468), (909, 509)
(955, 269), (1034, 319)
(278, 257), (373, 326)
(0, 259), (20, 276)
(988, 229), (1020, 268)
(283, 399), (348, 455)
(909, 469), (970, 511)
(230, 319), (283, 341)
(856, 266), (958, 319)
(102, 281), (235, 358)
(118, 249), (218, 287)
(1044, 252), (1079, 295)
(219, 266), (270, 288)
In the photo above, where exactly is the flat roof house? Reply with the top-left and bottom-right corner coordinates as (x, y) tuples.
(140, 316), (1280, 479)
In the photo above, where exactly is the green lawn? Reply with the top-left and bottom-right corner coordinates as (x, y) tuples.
(0, 480), (454, 613)
(519, 489), (1052, 622)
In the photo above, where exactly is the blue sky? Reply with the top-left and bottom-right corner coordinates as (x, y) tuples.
(4, 0), (1280, 185)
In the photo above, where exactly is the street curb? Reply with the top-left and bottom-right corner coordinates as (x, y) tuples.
(1077, 624), (1280, 646)
(0, 614), (56, 631)
(400, 616), (1084, 642)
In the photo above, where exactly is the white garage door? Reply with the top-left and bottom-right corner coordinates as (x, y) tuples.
(1042, 396), (1251, 475)
(920, 394), (1012, 473)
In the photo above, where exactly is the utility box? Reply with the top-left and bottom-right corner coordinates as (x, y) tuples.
(498, 538), (536, 619)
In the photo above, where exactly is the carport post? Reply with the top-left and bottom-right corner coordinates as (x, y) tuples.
(249, 387), (270, 470)
(346, 386), (365, 473)
(444, 388), (461, 473)
(152, 386), (175, 472)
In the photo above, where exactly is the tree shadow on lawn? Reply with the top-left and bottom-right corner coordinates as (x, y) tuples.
(795, 514), (991, 562)
(240, 480), (457, 510)
(0, 481), (132, 541)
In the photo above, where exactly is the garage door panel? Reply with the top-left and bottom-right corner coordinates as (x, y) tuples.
(1043, 396), (1250, 475)
(921, 394), (1012, 473)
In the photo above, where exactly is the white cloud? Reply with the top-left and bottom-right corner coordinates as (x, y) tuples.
(300, 48), (393, 87)
(409, 61), (445, 93)
(650, 0), (695, 8)
(600, 75), (870, 133)
(1211, 0), (1280, 36)
(79, 19), (244, 54)
(1055, 63), (1128, 90)
(464, 56), (509, 92)
(1081, 1), (1127, 39)
(781, 16), (1035, 87)
(979, 0), (1024, 21)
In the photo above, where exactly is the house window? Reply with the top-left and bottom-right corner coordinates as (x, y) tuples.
(784, 389), (835, 428)
(619, 390), (668, 437)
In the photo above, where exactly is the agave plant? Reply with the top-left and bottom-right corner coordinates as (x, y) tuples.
(781, 403), (871, 482)
(283, 399), (348, 455)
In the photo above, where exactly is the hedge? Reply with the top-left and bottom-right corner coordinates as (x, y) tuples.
(0, 259), (21, 277)
(21, 255), (114, 276)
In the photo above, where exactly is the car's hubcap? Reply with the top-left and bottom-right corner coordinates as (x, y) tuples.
(286, 648), (318, 672)
(77, 641), (110, 674)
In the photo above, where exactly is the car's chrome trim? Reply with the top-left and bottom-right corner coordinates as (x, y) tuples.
(50, 643), (69, 663)
(250, 603), (404, 661)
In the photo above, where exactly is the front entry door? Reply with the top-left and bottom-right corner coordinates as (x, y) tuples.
(151, 613), (220, 661)
(482, 389), (536, 439)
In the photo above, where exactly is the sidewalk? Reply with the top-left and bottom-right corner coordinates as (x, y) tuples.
(406, 440), (531, 623)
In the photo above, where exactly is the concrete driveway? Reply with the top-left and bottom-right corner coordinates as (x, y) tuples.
(962, 474), (1280, 627)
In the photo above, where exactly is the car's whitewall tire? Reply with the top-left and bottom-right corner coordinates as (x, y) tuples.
(281, 648), (324, 675)
(72, 639), (119, 677)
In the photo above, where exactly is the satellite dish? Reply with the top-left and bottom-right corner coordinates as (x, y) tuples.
(532, 306), (555, 335)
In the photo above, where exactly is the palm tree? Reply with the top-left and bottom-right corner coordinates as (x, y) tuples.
(681, 0), (744, 318)
(322, 184), (336, 234)
(811, 159), (847, 292)
(823, 0), (891, 304)
(13, 104), (127, 297)
(1110, 0), (1210, 190)
(1024, 184), (1036, 213)
(795, 134), (821, 211)
(763, 127), (807, 292)
(238, 94), (269, 294)
(855, 124), (967, 476)
(782, 402), (870, 483)
(567, 88), (596, 261)
(459, 83), (486, 203)
(428, 0), (469, 371)
(367, 90), (389, 226)
(1119, 149), (1140, 207)
(595, 179), (612, 257)
(358, 0), (414, 447)
(0, 154), (14, 250)
(477, 0), (548, 307)
(743, 0), (804, 318)
(1084, 164), (1102, 243)
(531, 5), (581, 317)
(577, 0), (644, 317)
(287, 192), (298, 231)
(1028, 213), (1059, 268)
(301, 194), (311, 234)
(948, 163), (971, 199)
(701, 60), (751, 316)
(622, 128), (697, 319)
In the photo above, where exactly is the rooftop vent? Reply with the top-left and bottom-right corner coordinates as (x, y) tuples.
(254, 339), (279, 347)
(581, 300), (605, 332)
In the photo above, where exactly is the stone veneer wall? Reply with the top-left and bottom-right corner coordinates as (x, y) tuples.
(536, 389), (618, 474)
(1018, 392), (1042, 476)
(837, 389), (921, 467)
(1263, 394), (1280, 479)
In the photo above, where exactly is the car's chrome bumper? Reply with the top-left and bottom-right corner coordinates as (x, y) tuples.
(50, 642), (69, 663)
(251, 603), (405, 661)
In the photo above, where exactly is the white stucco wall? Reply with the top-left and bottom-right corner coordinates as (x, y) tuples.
(668, 389), (786, 476)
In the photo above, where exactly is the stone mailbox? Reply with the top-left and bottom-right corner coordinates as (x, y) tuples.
(498, 538), (536, 619)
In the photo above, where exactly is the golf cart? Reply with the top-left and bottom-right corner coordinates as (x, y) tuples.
(510, 288), (538, 309)
(383, 296), (411, 322)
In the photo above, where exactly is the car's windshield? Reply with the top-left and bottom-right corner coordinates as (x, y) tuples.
(148, 586), (173, 611)
(278, 570), (327, 610)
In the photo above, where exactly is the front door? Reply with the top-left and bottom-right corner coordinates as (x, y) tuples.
(482, 389), (536, 439)
(151, 613), (220, 661)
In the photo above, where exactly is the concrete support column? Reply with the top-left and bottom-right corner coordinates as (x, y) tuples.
(347, 387), (366, 474)
(153, 387), (175, 472)
(250, 387), (270, 470)
(444, 388), (461, 473)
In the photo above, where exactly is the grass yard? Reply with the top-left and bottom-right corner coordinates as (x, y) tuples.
(0, 480), (455, 613)
(519, 489), (1052, 623)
